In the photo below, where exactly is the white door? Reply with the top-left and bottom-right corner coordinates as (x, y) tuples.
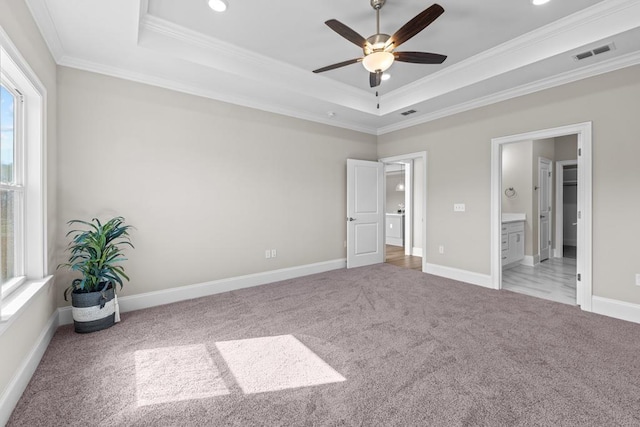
(347, 159), (384, 268)
(538, 158), (552, 262)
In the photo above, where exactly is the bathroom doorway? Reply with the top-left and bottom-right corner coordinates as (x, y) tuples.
(491, 122), (592, 311)
(499, 137), (577, 305)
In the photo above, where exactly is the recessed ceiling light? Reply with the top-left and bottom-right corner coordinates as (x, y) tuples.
(531, 0), (550, 5)
(381, 73), (391, 81)
(208, 0), (228, 12)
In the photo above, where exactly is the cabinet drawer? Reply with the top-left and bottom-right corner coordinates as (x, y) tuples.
(501, 235), (508, 250)
(503, 221), (524, 233)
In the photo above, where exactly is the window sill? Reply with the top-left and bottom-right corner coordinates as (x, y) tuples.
(2, 276), (27, 299)
(0, 276), (53, 335)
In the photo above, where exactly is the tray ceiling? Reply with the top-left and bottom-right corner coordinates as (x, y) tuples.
(25, 0), (640, 134)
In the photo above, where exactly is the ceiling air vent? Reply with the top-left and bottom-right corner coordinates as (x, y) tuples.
(573, 43), (615, 61)
(401, 109), (417, 116)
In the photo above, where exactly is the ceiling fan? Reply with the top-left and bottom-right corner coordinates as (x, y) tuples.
(313, 0), (447, 88)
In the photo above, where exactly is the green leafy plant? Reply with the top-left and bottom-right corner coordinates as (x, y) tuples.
(58, 216), (134, 301)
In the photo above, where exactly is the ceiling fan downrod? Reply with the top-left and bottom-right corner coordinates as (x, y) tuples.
(371, 0), (386, 34)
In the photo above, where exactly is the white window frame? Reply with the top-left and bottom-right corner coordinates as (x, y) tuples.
(1, 79), (26, 297)
(0, 26), (49, 326)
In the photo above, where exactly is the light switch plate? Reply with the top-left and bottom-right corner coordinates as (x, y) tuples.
(454, 203), (466, 212)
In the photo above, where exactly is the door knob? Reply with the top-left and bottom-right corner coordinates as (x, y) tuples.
(347, 217), (356, 222)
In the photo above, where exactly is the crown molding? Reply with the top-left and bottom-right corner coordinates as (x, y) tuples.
(377, 50), (640, 135)
(57, 56), (378, 135)
(138, 14), (378, 115)
(24, 0), (65, 62)
(380, 0), (640, 114)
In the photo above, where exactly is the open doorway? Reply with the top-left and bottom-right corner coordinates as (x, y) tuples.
(379, 152), (427, 272)
(491, 123), (593, 311)
(499, 138), (577, 305)
(384, 162), (420, 270)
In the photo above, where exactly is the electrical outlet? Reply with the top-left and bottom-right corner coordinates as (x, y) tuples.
(454, 203), (465, 212)
(265, 250), (271, 259)
(439, 245), (444, 254)
(636, 273), (640, 286)
(271, 249), (277, 258)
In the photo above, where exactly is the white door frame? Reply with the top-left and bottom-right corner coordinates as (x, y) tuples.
(490, 122), (592, 311)
(555, 160), (578, 259)
(379, 151), (428, 273)
(403, 161), (413, 256)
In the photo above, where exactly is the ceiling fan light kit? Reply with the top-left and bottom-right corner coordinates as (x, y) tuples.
(313, 1), (447, 88)
(532, 0), (551, 5)
(207, 0), (228, 13)
(362, 51), (394, 73)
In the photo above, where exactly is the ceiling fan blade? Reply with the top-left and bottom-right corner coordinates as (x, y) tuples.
(369, 71), (382, 88)
(394, 51), (447, 64)
(313, 58), (362, 73)
(390, 4), (444, 49)
(325, 19), (368, 48)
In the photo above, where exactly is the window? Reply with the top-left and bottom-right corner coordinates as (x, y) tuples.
(1, 82), (25, 298)
(0, 31), (48, 324)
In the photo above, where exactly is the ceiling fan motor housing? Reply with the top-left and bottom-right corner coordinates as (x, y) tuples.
(365, 34), (392, 54)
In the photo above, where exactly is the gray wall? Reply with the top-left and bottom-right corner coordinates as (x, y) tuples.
(0, 0), (58, 403)
(502, 141), (534, 256)
(56, 67), (377, 304)
(378, 64), (640, 304)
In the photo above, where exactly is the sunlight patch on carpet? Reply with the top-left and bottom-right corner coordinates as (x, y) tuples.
(134, 344), (229, 406)
(215, 334), (346, 394)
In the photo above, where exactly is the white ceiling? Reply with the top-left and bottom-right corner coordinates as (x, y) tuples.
(25, 0), (640, 134)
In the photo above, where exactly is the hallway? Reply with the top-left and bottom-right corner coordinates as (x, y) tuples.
(385, 245), (422, 271)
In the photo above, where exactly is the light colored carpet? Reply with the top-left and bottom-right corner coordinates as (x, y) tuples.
(8, 264), (640, 426)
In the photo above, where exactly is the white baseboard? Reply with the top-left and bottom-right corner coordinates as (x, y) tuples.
(0, 310), (59, 426)
(412, 247), (423, 257)
(592, 296), (640, 324)
(59, 258), (347, 325)
(521, 255), (537, 267)
(425, 263), (493, 289)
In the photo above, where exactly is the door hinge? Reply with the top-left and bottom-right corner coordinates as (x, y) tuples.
(578, 211), (581, 219)
(549, 240), (551, 245)
(548, 171), (551, 177)
(578, 148), (582, 156)
(577, 273), (581, 281)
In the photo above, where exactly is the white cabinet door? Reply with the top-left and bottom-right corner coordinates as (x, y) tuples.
(509, 231), (524, 262)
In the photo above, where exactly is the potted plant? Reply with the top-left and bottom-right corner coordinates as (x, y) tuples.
(58, 216), (134, 333)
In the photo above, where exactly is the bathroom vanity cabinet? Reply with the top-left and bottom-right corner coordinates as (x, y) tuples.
(502, 219), (525, 268)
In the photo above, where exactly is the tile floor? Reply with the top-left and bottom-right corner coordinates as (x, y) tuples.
(502, 255), (577, 305)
